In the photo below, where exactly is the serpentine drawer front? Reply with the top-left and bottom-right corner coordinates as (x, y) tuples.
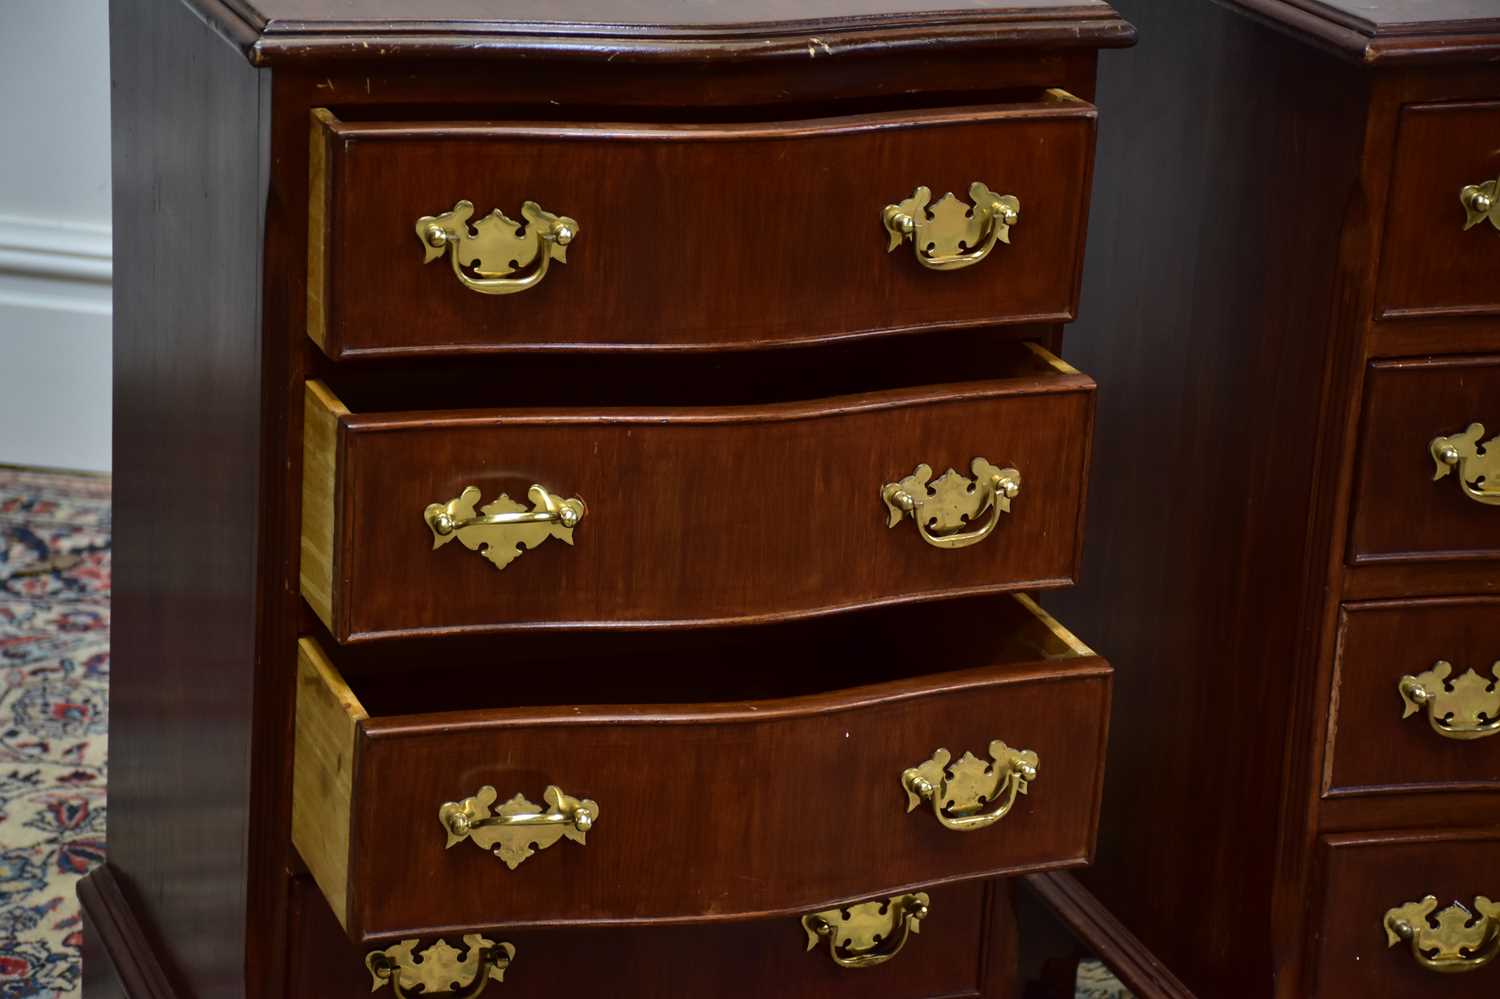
(290, 594), (1110, 943)
(288, 876), (1016, 998)
(300, 343), (1095, 643)
(1325, 598), (1500, 797)
(1312, 830), (1500, 996)
(1349, 355), (1500, 564)
(1378, 101), (1500, 319)
(305, 95), (1097, 358)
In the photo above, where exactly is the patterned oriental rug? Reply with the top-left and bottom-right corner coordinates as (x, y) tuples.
(0, 470), (110, 998)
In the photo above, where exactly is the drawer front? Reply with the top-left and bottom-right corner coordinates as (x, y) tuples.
(307, 98), (1097, 358)
(291, 608), (1110, 940)
(1378, 101), (1500, 319)
(301, 358), (1095, 643)
(1327, 598), (1500, 797)
(1313, 830), (1500, 997)
(1349, 355), (1500, 564)
(290, 875), (1010, 999)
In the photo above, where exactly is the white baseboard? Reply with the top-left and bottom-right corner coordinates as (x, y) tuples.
(0, 214), (112, 473)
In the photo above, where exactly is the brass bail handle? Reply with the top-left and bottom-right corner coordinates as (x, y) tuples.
(1399, 661), (1500, 741)
(439, 784), (599, 870)
(424, 484), (587, 573)
(1431, 424), (1500, 507)
(802, 893), (931, 970)
(416, 198), (578, 295)
(881, 458), (1021, 550)
(1461, 177), (1500, 231)
(902, 740), (1039, 832)
(883, 182), (1019, 271)
(1385, 896), (1500, 974)
(367, 937), (516, 997)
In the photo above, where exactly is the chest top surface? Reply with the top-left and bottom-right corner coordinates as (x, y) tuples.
(1225, 0), (1500, 63)
(192, 0), (1132, 63)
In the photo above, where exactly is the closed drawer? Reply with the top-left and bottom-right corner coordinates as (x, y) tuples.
(1378, 100), (1500, 319)
(290, 875), (1011, 999)
(1326, 598), (1500, 797)
(306, 95), (1097, 359)
(1348, 355), (1500, 564)
(300, 342), (1094, 643)
(1313, 830), (1500, 997)
(290, 594), (1110, 942)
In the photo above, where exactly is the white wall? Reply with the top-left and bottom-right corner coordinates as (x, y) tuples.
(0, 0), (112, 472)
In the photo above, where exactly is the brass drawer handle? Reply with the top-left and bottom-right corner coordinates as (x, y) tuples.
(367, 936), (515, 996)
(1461, 178), (1500, 231)
(439, 784), (599, 870)
(416, 198), (577, 296)
(1385, 896), (1500, 974)
(881, 458), (1021, 550)
(883, 183), (1019, 271)
(1432, 424), (1500, 507)
(802, 893), (930, 970)
(1399, 661), (1500, 740)
(424, 484), (587, 572)
(902, 740), (1038, 832)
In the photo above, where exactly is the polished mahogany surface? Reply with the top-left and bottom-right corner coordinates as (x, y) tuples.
(91, 0), (1127, 993)
(1311, 829), (1500, 997)
(1222, 0), (1500, 63)
(1327, 597), (1500, 797)
(1048, 0), (1500, 996)
(289, 875), (1024, 999)
(311, 101), (1096, 357)
(1377, 101), (1500, 318)
(314, 369), (1094, 641)
(1349, 355), (1500, 564)
(322, 643), (1110, 938)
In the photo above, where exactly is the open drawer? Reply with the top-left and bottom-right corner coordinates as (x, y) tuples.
(300, 340), (1096, 643)
(291, 594), (1111, 943)
(306, 94), (1097, 358)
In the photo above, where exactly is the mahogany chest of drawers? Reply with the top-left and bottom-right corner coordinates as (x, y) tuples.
(1052, 0), (1500, 996)
(84, 1), (1132, 996)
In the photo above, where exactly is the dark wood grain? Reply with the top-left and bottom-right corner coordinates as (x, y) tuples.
(317, 365), (1095, 641)
(1219, 0), (1500, 64)
(1042, 1), (1373, 995)
(1021, 873), (1196, 999)
(1348, 355), (1500, 563)
(1377, 101), (1500, 319)
(1326, 597), (1500, 796)
(181, 0), (1135, 65)
(316, 631), (1110, 938)
(1310, 829), (1500, 997)
(289, 874), (1023, 998)
(79, 866), (182, 999)
(106, 0), (272, 994)
(313, 101), (1096, 358)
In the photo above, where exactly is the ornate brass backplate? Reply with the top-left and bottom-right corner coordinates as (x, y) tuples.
(424, 484), (587, 572)
(1461, 178), (1500, 231)
(902, 740), (1039, 832)
(882, 183), (1019, 271)
(1384, 896), (1500, 974)
(1431, 423), (1499, 507)
(1399, 660), (1500, 741)
(416, 199), (577, 295)
(439, 784), (598, 870)
(367, 936), (515, 996)
(881, 458), (1021, 550)
(802, 893), (930, 969)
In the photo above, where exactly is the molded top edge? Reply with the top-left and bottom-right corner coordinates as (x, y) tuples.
(1219, 0), (1500, 65)
(186, 0), (1136, 64)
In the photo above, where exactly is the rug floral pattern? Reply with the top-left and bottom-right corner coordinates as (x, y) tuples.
(0, 470), (109, 998)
